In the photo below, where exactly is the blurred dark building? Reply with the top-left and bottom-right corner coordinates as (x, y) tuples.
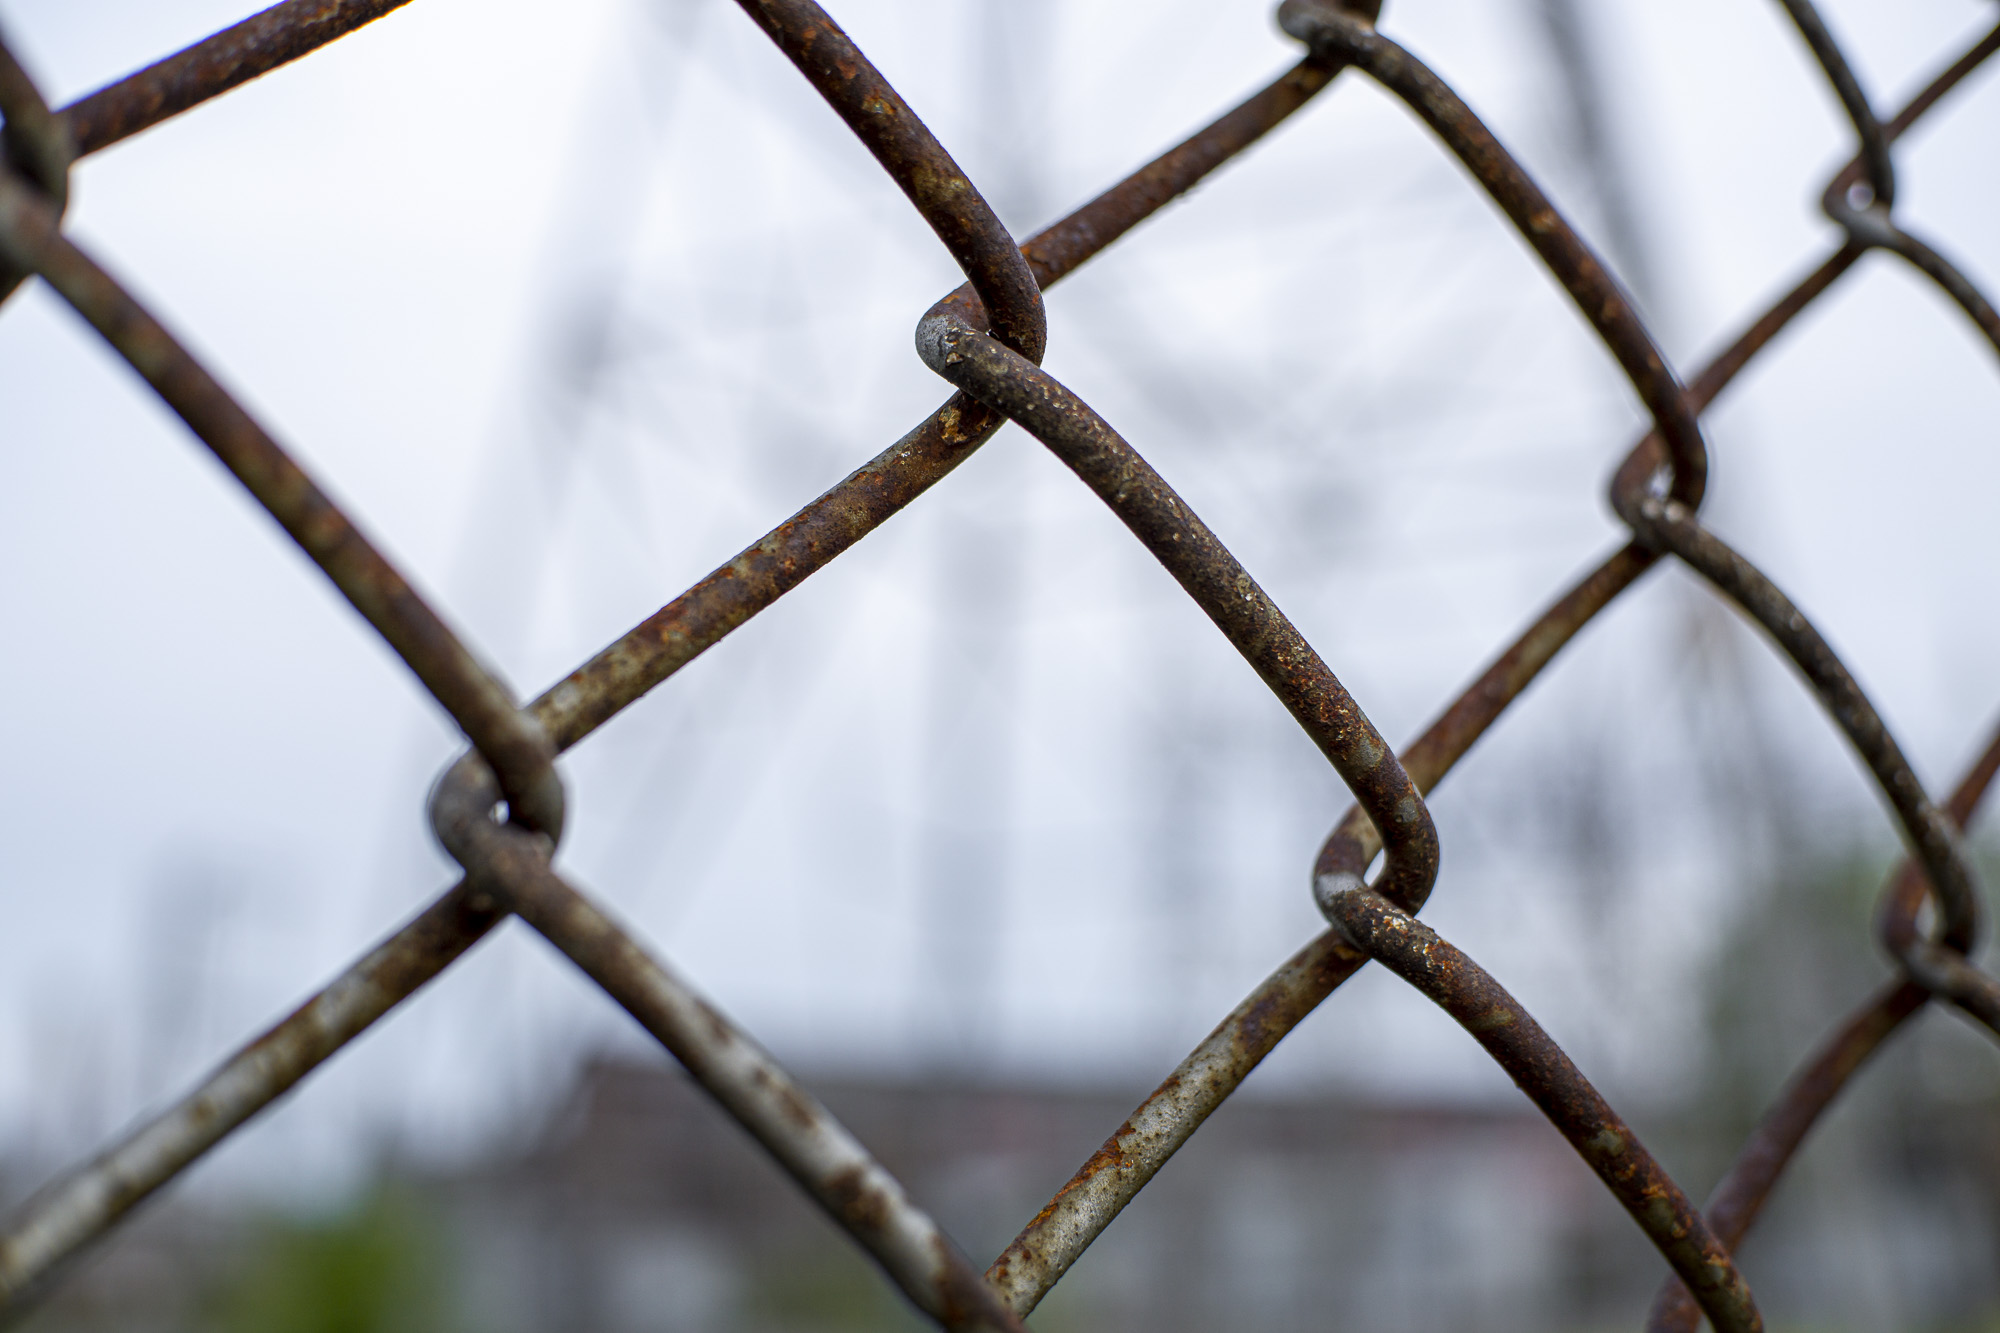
(443, 1060), (1615, 1333)
(19, 1055), (2000, 1332)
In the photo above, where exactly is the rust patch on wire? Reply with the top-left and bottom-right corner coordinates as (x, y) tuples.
(58, 0), (417, 157)
(1, 0), (1998, 1327)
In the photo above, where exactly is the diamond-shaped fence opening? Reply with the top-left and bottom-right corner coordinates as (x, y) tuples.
(0, 2), (1997, 1331)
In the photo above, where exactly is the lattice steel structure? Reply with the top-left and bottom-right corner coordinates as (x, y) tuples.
(1, 2), (1997, 1329)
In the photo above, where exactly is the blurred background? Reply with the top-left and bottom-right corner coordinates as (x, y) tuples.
(0, 0), (1997, 1328)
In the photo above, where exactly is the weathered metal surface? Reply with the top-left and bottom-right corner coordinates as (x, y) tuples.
(1854, 220), (2000, 359)
(914, 301), (1439, 914)
(0, 170), (565, 845)
(993, 9), (2000, 1316)
(0, 882), (500, 1305)
(1774, 0), (1895, 209)
(1279, 0), (1708, 509)
(0, 0), (1996, 1328)
(730, 0), (1042, 365)
(0, 30), (1356, 1327)
(1809, 13), (2000, 366)
(1622, 495), (1982, 940)
(1326, 883), (1761, 1333)
(532, 57), (1345, 753)
(57, 0), (416, 158)
(0, 26), (70, 305)
(0, 34), (67, 205)
(1600, 0), (2000, 1048)
(987, 927), (1371, 1313)
(1647, 717), (2000, 1333)
(430, 760), (1024, 1333)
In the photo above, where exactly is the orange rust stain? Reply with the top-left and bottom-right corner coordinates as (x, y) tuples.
(698, 1002), (733, 1048)
(824, 1165), (890, 1234)
(778, 1084), (817, 1131)
(1018, 1126), (1137, 1231)
(1235, 990), (1287, 1052)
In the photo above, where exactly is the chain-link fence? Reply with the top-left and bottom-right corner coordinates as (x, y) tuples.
(1, 2), (1997, 1329)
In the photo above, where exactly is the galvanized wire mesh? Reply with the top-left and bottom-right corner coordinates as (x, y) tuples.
(1, 2), (1997, 1329)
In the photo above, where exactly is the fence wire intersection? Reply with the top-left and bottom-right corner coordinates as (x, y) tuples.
(1, 1), (1998, 1330)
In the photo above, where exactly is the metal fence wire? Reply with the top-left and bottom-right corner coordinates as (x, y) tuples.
(1, 1), (1998, 1329)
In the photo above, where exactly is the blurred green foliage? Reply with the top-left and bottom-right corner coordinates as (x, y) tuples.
(739, 1251), (929, 1332)
(1699, 834), (2000, 1138)
(204, 1186), (457, 1333)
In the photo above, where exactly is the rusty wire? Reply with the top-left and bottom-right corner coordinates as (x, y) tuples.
(0, 0), (1996, 1328)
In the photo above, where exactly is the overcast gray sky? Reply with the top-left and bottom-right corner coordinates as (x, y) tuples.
(1, 0), (1995, 1199)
